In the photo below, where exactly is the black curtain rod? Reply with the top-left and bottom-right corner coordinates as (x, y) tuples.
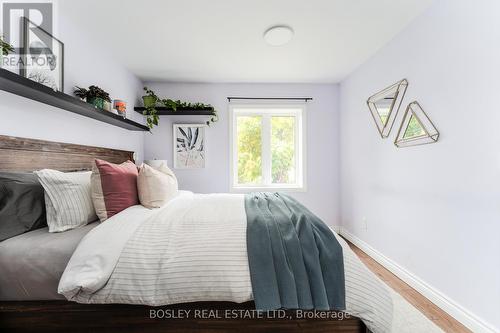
(227, 97), (313, 102)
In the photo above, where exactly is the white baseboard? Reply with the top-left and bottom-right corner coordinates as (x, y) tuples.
(338, 227), (498, 333)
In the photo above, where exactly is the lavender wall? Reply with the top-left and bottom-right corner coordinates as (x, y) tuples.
(143, 83), (340, 225)
(0, 4), (145, 161)
(339, 0), (499, 330)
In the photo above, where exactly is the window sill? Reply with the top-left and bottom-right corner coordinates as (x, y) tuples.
(230, 186), (306, 193)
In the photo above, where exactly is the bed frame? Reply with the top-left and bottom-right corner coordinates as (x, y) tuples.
(0, 135), (367, 333)
(0, 135), (134, 172)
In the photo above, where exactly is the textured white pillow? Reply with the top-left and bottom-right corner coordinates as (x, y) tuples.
(137, 163), (178, 208)
(35, 169), (97, 232)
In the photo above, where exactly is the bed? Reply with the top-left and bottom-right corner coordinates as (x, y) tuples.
(0, 222), (98, 300)
(0, 135), (393, 333)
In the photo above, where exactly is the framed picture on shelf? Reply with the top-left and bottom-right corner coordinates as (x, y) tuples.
(21, 17), (64, 91)
(173, 124), (206, 169)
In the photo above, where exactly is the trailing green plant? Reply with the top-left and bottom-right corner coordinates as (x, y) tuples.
(0, 35), (14, 56)
(142, 86), (218, 129)
(74, 85), (111, 102)
(142, 87), (159, 129)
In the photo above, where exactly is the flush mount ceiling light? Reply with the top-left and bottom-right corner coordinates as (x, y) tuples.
(263, 25), (294, 46)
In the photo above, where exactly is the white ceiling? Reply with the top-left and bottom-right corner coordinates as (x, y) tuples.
(60, 0), (433, 83)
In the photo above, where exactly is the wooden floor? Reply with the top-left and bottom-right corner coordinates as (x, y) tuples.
(344, 239), (471, 333)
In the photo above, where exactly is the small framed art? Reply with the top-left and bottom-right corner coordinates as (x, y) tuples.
(173, 124), (206, 169)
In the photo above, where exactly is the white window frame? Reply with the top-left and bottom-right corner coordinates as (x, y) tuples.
(229, 102), (307, 192)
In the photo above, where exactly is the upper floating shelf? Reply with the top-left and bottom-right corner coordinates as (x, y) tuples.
(134, 106), (215, 116)
(0, 68), (149, 131)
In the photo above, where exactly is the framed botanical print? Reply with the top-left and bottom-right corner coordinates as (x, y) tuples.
(21, 17), (64, 91)
(173, 124), (206, 169)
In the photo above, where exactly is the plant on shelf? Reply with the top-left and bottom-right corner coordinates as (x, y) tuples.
(74, 85), (111, 110)
(0, 35), (14, 58)
(142, 87), (160, 129)
(142, 86), (218, 129)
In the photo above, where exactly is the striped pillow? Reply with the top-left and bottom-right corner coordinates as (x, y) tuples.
(91, 159), (139, 221)
(35, 170), (97, 232)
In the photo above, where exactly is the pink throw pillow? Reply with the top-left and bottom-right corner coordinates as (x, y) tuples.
(91, 159), (139, 221)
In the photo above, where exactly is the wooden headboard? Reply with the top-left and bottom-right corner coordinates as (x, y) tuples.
(0, 135), (135, 172)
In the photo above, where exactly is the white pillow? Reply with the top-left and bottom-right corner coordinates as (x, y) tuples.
(137, 163), (178, 209)
(35, 169), (97, 232)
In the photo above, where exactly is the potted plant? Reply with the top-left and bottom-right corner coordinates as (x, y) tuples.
(142, 87), (158, 108)
(141, 86), (218, 129)
(74, 87), (87, 101)
(142, 87), (160, 129)
(0, 35), (14, 67)
(74, 85), (111, 110)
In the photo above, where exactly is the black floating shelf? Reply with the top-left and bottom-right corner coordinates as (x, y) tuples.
(134, 106), (215, 116)
(0, 68), (149, 131)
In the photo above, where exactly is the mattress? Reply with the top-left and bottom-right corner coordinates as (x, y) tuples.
(0, 222), (98, 300)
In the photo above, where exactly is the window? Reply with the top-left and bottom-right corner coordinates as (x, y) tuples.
(230, 103), (305, 191)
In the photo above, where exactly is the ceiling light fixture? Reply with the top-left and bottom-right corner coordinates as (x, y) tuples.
(263, 25), (294, 46)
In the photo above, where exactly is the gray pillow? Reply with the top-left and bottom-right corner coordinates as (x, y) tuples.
(0, 172), (47, 241)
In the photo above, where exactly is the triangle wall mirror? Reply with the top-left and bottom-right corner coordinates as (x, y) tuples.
(395, 101), (439, 148)
(367, 79), (408, 138)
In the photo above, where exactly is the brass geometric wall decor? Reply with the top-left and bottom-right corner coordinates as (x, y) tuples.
(395, 101), (439, 148)
(367, 79), (408, 138)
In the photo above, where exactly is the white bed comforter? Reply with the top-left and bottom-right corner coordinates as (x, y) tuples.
(59, 191), (394, 332)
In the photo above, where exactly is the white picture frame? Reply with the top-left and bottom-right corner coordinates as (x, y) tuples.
(173, 124), (206, 169)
